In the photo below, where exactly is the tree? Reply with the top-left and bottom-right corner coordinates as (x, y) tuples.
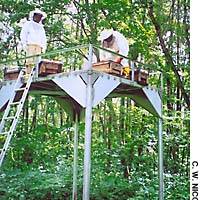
(0, 0), (189, 199)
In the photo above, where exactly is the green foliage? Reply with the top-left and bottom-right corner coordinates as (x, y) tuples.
(165, 174), (189, 200)
(0, 168), (72, 200)
(0, 0), (189, 199)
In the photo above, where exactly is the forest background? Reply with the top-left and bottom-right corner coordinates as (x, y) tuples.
(0, 0), (189, 199)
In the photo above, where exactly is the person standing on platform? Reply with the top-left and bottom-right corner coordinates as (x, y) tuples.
(20, 8), (47, 74)
(98, 29), (130, 76)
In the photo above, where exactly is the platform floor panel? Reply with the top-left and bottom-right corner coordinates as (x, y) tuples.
(0, 70), (161, 117)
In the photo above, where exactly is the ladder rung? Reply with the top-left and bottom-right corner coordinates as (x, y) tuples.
(0, 132), (9, 135)
(0, 69), (34, 167)
(10, 102), (21, 106)
(5, 116), (15, 120)
(15, 87), (26, 92)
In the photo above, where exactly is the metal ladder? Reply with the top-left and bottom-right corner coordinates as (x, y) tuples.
(0, 67), (36, 166)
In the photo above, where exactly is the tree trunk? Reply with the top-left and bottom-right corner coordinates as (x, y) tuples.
(148, 1), (190, 109)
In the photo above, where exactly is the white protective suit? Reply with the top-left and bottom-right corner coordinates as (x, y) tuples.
(20, 20), (47, 52)
(100, 30), (129, 66)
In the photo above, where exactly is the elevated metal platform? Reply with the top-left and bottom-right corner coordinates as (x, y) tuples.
(0, 69), (161, 118)
(0, 44), (164, 200)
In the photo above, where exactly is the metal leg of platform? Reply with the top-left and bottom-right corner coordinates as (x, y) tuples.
(82, 75), (93, 200)
(83, 44), (93, 200)
(131, 61), (135, 82)
(72, 114), (79, 200)
(158, 118), (164, 200)
(158, 72), (164, 200)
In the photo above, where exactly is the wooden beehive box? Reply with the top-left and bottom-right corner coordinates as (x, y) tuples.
(133, 69), (149, 86)
(4, 68), (20, 80)
(39, 59), (63, 76)
(92, 61), (123, 76)
(92, 61), (149, 86)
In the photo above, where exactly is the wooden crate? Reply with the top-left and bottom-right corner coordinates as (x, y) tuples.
(92, 61), (149, 86)
(133, 69), (149, 86)
(92, 61), (123, 76)
(4, 68), (20, 80)
(39, 59), (63, 76)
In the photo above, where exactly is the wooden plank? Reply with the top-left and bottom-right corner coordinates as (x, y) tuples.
(39, 59), (63, 76)
(4, 68), (20, 81)
(92, 61), (149, 85)
(134, 69), (149, 86)
(92, 61), (123, 76)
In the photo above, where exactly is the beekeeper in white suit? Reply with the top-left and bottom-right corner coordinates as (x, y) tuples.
(98, 29), (129, 67)
(20, 8), (47, 73)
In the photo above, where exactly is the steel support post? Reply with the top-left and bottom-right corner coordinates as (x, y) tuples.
(158, 118), (164, 200)
(158, 72), (164, 200)
(131, 61), (135, 82)
(72, 114), (79, 200)
(83, 44), (93, 200)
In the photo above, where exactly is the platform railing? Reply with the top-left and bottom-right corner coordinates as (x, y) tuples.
(0, 43), (164, 200)
(0, 44), (163, 89)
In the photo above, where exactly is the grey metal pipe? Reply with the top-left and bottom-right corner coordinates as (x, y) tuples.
(158, 72), (164, 200)
(72, 114), (79, 200)
(83, 44), (93, 200)
(158, 118), (164, 200)
(88, 44), (93, 70)
(131, 61), (135, 82)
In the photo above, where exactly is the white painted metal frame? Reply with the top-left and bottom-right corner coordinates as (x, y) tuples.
(0, 81), (23, 110)
(158, 73), (164, 200)
(72, 114), (79, 200)
(82, 44), (93, 200)
(0, 44), (164, 200)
